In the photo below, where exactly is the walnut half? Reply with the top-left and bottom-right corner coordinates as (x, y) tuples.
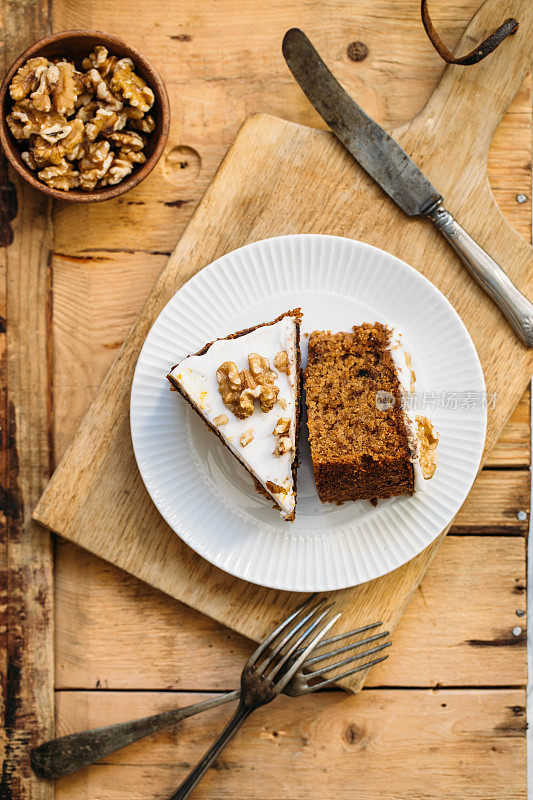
(38, 159), (80, 190)
(33, 118), (84, 166)
(216, 354), (280, 419)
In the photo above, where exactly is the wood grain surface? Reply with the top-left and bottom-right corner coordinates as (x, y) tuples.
(33, 0), (533, 696)
(2, 0), (529, 798)
(54, 689), (526, 800)
(0, 4), (55, 800)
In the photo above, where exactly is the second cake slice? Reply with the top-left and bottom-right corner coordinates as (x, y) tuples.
(305, 322), (438, 503)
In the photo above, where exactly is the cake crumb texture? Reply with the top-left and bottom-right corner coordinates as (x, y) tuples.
(305, 322), (414, 503)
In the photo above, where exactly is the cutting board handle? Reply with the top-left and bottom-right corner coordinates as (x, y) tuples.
(418, 0), (532, 159)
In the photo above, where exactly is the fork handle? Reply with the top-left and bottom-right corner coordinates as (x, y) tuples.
(30, 690), (240, 780)
(168, 700), (252, 800)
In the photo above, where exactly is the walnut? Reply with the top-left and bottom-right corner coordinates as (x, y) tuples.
(75, 99), (98, 123)
(110, 58), (154, 113)
(82, 46), (118, 78)
(216, 361), (248, 419)
(274, 351), (290, 374)
(216, 355), (280, 418)
(75, 91), (94, 110)
(38, 159), (80, 190)
(65, 140), (87, 162)
(6, 113), (26, 140)
(248, 353), (276, 382)
(9, 57), (49, 101)
(79, 140), (113, 190)
(240, 429), (254, 448)
(30, 62), (82, 115)
(123, 106), (145, 121)
(273, 437), (292, 457)
(272, 417), (292, 457)
(33, 118), (84, 166)
(85, 107), (123, 140)
(213, 414), (229, 427)
(273, 417), (290, 436)
(52, 62), (84, 115)
(39, 121), (75, 143)
(7, 100), (66, 140)
(29, 64), (56, 112)
(84, 68), (123, 110)
(98, 148), (146, 186)
(120, 147), (147, 165)
(248, 353), (279, 412)
(216, 362), (260, 420)
(130, 114), (155, 133)
(416, 416), (439, 479)
(109, 129), (144, 151)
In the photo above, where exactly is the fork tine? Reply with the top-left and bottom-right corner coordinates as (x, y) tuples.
(249, 595), (317, 663)
(293, 623), (383, 659)
(312, 623), (383, 648)
(256, 599), (327, 672)
(265, 603), (335, 680)
(305, 654), (390, 691)
(303, 631), (390, 667)
(304, 640), (391, 677)
(274, 611), (342, 691)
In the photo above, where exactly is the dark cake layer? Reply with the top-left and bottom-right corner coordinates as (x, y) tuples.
(305, 322), (414, 503)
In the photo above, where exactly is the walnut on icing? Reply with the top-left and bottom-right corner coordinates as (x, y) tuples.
(272, 417), (292, 457)
(240, 428), (254, 447)
(216, 354), (280, 419)
(274, 350), (290, 374)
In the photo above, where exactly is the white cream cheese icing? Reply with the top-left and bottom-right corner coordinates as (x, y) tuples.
(387, 328), (437, 492)
(169, 317), (298, 519)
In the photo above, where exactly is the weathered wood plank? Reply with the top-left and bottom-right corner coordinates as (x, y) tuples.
(52, 251), (167, 459)
(453, 470), (529, 533)
(54, 688), (526, 800)
(55, 534), (526, 691)
(487, 388), (529, 468)
(50, 1), (532, 255)
(0, 4), (54, 800)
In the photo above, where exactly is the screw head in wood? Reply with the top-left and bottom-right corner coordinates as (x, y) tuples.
(347, 41), (368, 62)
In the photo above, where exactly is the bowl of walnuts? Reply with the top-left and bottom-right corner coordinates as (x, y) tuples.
(0, 30), (170, 202)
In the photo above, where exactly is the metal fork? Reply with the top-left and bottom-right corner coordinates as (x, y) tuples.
(31, 606), (390, 781)
(167, 598), (387, 800)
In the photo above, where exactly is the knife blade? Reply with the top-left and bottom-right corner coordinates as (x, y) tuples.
(282, 27), (533, 347)
(282, 28), (441, 216)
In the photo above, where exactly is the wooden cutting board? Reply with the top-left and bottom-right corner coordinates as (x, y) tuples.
(34, 0), (533, 693)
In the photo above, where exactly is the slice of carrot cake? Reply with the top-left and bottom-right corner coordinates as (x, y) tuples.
(304, 322), (438, 503)
(167, 310), (302, 521)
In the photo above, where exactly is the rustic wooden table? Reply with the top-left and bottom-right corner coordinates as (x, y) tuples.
(1, 2), (530, 799)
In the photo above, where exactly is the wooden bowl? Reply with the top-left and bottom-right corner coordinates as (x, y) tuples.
(0, 30), (170, 202)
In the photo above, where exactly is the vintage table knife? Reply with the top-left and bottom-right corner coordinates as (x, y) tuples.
(282, 28), (533, 347)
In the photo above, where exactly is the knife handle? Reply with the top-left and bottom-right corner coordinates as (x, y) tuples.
(426, 205), (533, 347)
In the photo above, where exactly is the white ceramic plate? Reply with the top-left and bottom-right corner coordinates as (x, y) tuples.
(131, 234), (486, 591)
